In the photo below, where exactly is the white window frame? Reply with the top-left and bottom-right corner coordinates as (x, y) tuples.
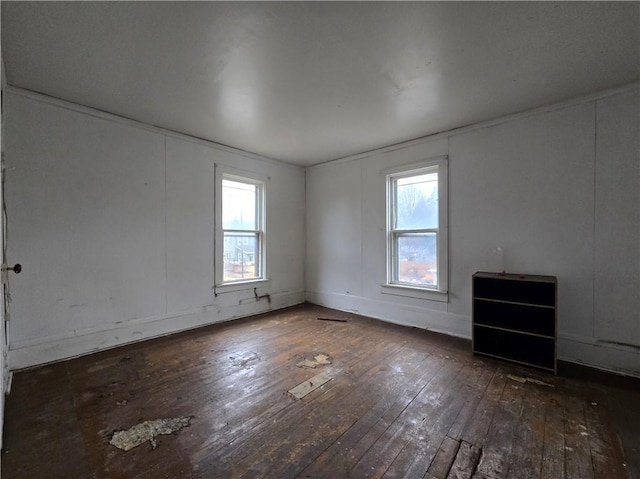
(382, 156), (448, 302)
(215, 165), (268, 292)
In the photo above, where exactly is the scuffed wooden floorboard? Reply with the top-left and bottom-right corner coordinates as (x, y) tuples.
(2, 304), (637, 479)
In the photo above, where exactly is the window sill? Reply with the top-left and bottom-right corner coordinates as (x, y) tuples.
(215, 279), (271, 294)
(380, 284), (448, 302)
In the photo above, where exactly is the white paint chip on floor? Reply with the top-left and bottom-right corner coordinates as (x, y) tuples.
(313, 354), (331, 365)
(296, 359), (319, 369)
(109, 416), (192, 451)
(288, 373), (332, 399)
(295, 353), (331, 369)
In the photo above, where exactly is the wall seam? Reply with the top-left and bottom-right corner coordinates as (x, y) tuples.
(446, 136), (450, 314)
(164, 135), (168, 315)
(592, 100), (598, 340)
(303, 168), (307, 299)
(360, 160), (364, 298)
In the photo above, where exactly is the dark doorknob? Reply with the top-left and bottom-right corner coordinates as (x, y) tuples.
(2, 264), (21, 274)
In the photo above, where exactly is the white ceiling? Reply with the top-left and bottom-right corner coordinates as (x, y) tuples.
(2, 2), (639, 166)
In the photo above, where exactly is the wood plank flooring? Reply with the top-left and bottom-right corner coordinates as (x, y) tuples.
(2, 304), (638, 478)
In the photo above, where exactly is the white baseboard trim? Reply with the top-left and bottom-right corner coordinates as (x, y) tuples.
(10, 290), (638, 379)
(305, 290), (471, 339)
(306, 291), (640, 378)
(9, 291), (305, 370)
(557, 333), (640, 378)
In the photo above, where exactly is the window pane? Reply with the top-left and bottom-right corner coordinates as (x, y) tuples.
(395, 233), (437, 286)
(223, 232), (259, 282)
(395, 173), (438, 230)
(223, 179), (257, 230)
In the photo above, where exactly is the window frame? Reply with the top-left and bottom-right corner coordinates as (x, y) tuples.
(215, 166), (268, 292)
(383, 156), (448, 302)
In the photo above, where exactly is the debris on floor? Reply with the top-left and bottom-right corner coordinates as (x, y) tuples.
(230, 351), (261, 369)
(313, 354), (331, 365)
(525, 377), (554, 387)
(507, 374), (527, 383)
(317, 317), (348, 322)
(288, 373), (332, 399)
(295, 353), (331, 369)
(109, 416), (192, 451)
(507, 374), (554, 387)
(296, 359), (319, 368)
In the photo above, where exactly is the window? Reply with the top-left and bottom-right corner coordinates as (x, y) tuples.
(386, 157), (448, 298)
(216, 169), (266, 287)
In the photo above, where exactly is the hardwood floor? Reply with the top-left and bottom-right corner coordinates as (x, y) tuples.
(3, 304), (638, 478)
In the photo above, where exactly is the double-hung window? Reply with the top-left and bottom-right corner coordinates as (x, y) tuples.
(216, 169), (266, 287)
(385, 157), (448, 299)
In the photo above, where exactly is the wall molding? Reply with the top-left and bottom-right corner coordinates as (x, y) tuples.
(4, 86), (302, 172)
(8, 82), (637, 174)
(308, 81), (640, 171)
(9, 291), (305, 370)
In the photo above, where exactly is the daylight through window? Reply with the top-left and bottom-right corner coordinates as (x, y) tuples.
(222, 177), (264, 283)
(387, 159), (447, 292)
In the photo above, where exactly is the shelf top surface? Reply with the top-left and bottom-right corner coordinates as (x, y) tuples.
(473, 271), (557, 283)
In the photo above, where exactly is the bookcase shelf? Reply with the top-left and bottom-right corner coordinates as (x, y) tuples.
(472, 272), (557, 373)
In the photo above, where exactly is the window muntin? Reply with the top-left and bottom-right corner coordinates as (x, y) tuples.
(221, 177), (264, 283)
(387, 162), (445, 291)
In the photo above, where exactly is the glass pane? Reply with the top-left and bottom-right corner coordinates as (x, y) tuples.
(223, 232), (260, 282)
(395, 233), (437, 287)
(223, 179), (257, 230)
(395, 172), (438, 230)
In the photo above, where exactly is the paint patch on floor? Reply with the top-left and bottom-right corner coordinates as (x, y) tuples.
(109, 416), (192, 451)
(296, 354), (331, 369)
(288, 373), (332, 399)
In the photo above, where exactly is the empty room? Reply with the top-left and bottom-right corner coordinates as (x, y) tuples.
(0, 2), (639, 478)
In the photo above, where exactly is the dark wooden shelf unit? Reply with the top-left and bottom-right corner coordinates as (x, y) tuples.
(472, 271), (557, 373)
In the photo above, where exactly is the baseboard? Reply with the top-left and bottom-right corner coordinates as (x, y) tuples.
(10, 290), (639, 380)
(557, 334), (640, 379)
(305, 290), (471, 339)
(306, 291), (640, 379)
(9, 291), (305, 370)
(557, 360), (640, 389)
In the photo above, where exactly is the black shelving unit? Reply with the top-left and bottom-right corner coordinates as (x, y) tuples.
(472, 271), (557, 373)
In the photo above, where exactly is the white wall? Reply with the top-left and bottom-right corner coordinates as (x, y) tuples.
(0, 50), (6, 450)
(4, 90), (305, 369)
(306, 86), (640, 377)
(3, 84), (638, 378)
